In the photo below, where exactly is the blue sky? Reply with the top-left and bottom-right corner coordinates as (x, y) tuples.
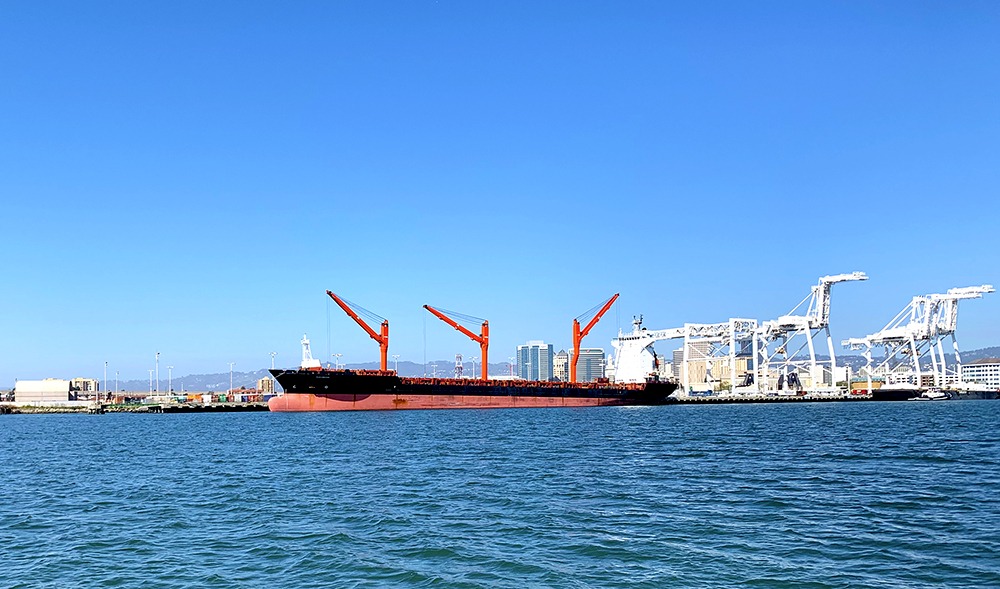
(1, 1), (998, 386)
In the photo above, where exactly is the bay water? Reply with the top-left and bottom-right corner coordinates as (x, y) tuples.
(2, 401), (999, 588)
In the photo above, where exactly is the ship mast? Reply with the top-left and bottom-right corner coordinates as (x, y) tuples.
(326, 291), (390, 372)
(571, 293), (619, 383)
(423, 305), (489, 380)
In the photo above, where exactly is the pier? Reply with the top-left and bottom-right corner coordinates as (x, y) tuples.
(1, 401), (270, 414)
(671, 392), (871, 404)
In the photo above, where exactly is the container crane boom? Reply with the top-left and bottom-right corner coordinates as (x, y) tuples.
(327, 291), (389, 372)
(571, 293), (619, 383)
(423, 305), (489, 380)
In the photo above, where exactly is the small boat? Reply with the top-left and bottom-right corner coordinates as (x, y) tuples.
(909, 389), (951, 401)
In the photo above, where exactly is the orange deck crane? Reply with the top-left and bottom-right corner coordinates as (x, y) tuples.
(327, 291), (390, 372)
(423, 305), (489, 380)
(571, 293), (619, 383)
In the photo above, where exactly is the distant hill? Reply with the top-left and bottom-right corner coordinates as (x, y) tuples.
(955, 346), (1000, 362)
(115, 360), (514, 392)
(118, 368), (275, 394)
(774, 345), (1000, 371)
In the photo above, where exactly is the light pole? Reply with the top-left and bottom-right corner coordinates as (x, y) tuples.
(167, 366), (173, 395)
(115, 370), (119, 401)
(509, 356), (515, 377)
(229, 362), (236, 394)
(270, 352), (278, 391)
(155, 352), (160, 395)
(392, 354), (400, 373)
(103, 361), (108, 402)
(334, 353), (342, 370)
(148, 369), (153, 395)
(470, 356), (478, 380)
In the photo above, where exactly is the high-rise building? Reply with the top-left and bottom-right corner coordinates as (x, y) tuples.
(517, 341), (554, 381)
(672, 349), (684, 380)
(569, 348), (606, 382)
(553, 349), (570, 381)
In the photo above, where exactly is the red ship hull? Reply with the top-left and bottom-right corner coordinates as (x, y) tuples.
(268, 392), (639, 411)
(267, 368), (676, 412)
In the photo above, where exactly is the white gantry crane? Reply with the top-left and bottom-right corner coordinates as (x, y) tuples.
(757, 272), (868, 393)
(842, 284), (994, 391)
(611, 316), (758, 393)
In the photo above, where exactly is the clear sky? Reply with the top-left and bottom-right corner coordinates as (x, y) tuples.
(1, 1), (998, 386)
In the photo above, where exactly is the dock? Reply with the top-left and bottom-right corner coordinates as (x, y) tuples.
(671, 392), (871, 404)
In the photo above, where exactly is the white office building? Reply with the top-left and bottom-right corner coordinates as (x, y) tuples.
(517, 341), (554, 381)
(961, 359), (1000, 389)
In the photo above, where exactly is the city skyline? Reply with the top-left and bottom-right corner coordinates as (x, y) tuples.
(2, 2), (998, 386)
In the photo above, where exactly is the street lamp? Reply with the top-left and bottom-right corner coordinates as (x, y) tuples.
(115, 370), (119, 401)
(148, 369), (153, 395)
(167, 366), (173, 395)
(229, 362), (236, 394)
(103, 361), (108, 402)
(270, 352), (278, 390)
(392, 354), (400, 374)
(155, 352), (160, 395)
(470, 356), (478, 380)
(508, 356), (515, 377)
(334, 353), (342, 370)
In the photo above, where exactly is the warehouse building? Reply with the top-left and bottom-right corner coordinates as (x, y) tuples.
(13, 379), (72, 403)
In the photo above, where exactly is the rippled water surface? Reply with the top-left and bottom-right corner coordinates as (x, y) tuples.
(3, 401), (1000, 588)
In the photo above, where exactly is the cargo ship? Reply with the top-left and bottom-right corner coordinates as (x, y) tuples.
(267, 335), (677, 412)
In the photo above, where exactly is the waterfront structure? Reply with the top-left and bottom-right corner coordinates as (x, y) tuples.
(961, 359), (1000, 389)
(517, 341), (554, 381)
(13, 379), (71, 403)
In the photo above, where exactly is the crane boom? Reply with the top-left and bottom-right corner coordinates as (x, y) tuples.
(571, 293), (619, 383)
(327, 291), (389, 372)
(423, 305), (489, 380)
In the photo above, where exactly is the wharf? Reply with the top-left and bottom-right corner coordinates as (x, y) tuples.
(671, 392), (871, 404)
(109, 402), (270, 413)
(1, 402), (270, 414)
